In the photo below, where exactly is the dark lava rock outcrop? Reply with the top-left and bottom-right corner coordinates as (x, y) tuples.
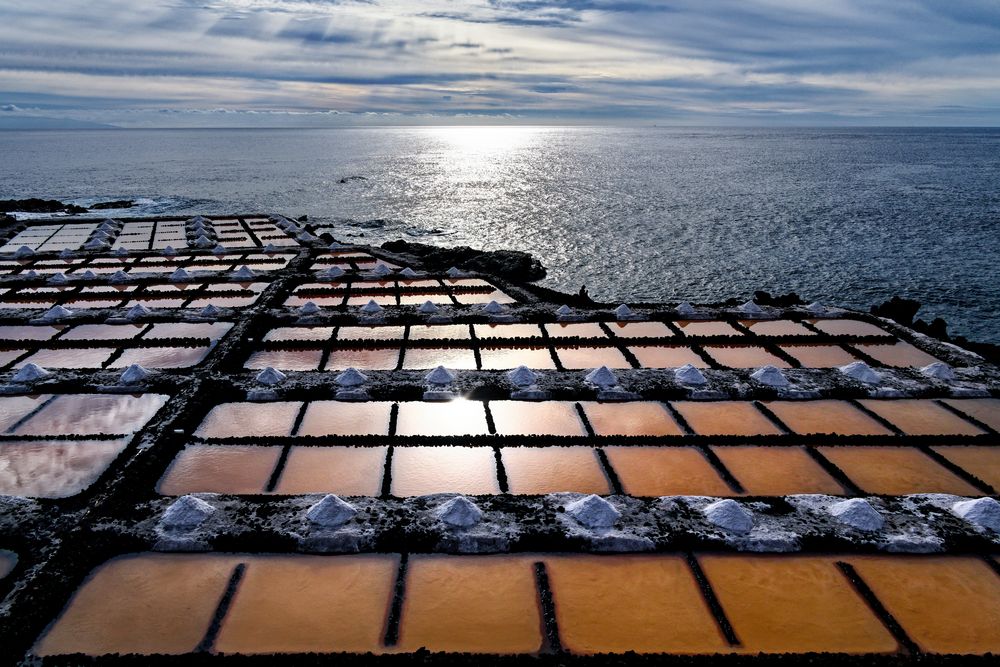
(381, 239), (547, 283)
(0, 198), (87, 215)
(89, 199), (135, 210)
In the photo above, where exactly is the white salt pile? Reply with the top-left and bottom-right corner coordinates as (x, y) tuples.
(84, 239), (108, 250)
(80, 270), (97, 280)
(113, 247), (128, 257)
(119, 364), (150, 385)
(360, 299), (383, 315)
(446, 266), (465, 278)
(48, 273), (68, 284)
(188, 215), (211, 225)
(829, 498), (884, 531)
(306, 494), (357, 528)
(425, 365), (456, 386)
(703, 499), (754, 534)
(12, 363), (50, 383)
(231, 265), (256, 280)
(676, 301), (697, 316)
(59, 249), (74, 259)
(296, 231), (318, 242)
(738, 300), (763, 315)
(418, 300), (440, 314)
(951, 497), (1000, 532)
(585, 366), (618, 388)
(556, 304), (573, 316)
(110, 270), (130, 284)
(160, 495), (215, 531)
(200, 304), (221, 318)
(750, 365), (789, 387)
(807, 301), (826, 314)
(125, 304), (151, 320)
(41, 305), (73, 321)
(23, 270), (38, 279)
(264, 243), (278, 253)
(193, 235), (214, 249)
(256, 367), (287, 386)
(370, 263), (393, 277)
(435, 496), (483, 528)
(839, 361), (882, 384)
(335, 367), (368, 387)
(565, 494), (620, 529)
(481, 300), (504, 314)
(921, 362), (955, 381)
(169, 268), (193, 282)
(299, 301), (320, 316)
(14, 246), (34, 258)
(674, 364), (708, 385)
(507, 365), (539, 388)
(320, 266), (345, 279)
(400, 267), (420, 278)
(328, 241), (347, 250)
(212, 244), (227, 255)
(162, 245), (177, 256)
(615, 304), (634, 319)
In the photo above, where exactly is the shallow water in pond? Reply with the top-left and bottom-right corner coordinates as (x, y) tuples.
(763, 400), (892, 436)
(13, 393), (167, 436)
(858, 399), (984, 435)
(296, 401), (393, 436)
(111, 346), (210, 369)
(391, 446), (499, 496)
(490, 401), (586, 436)
(60, 324), (144, 340)
(779, 343), (859, 367)
(710, 446), (845, 495)
(0, 439), (127, 497)
(739, 320), (816, 336)
(401, 347), (477, 370)
(479, 346), (556, 370)
(702, 345), (791, 369)
(628, 345), (708, 368)
(195, 402), (301, 438)
(324, 347), (400, 371)
(157, 445), (282, 495)
(931, 446), (1000, 489)
(606, 321), (673, 338)
(555, 346), (632, 369)
(675, 321), (743, 337)
(502, 446), (609, 495)
(274, 446), (387, 495)
(394, 400), (489, 437)
(17, 347), (115, 368)
(581, 401), (683, 436)
(670, 401), (781, 436)
(604, 446), (734, 496)
(941, 398), (1000, 431)
(0, 325), (62, 340)
(263, 327), (334, 342)
(544, 322), (608, 339)
(245, 349), (322, 371)
(816, 446), (980, 495)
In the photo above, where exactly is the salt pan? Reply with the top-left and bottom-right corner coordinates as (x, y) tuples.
(829, 498), (884, 531)
(119, 364), (150, 385)
(839, 361), (882, 384)
(565, 494), (620, 528)
(425, 365), (456, 385)
(169, 268), (193, 282)
(160, 495), (215, 531)
(360, 299), (383, 314)
(418, 301), (440, 314)
(674, 364), (708, 385)
(951, 497), (1000, 532)
(481, 300), (504, 314)
(675, 302), (696, 316)
(298, 301), (320, 316)
(436, 496), (482, 528)
(256, 367), (287, 386)
(231, 265), (256, 280)
(703, 499), (753, 534)
(750, 365), (789, 387)
(921, 362), (955, 381)
(12, 363), (50, 383)
(585, 366), (618, 388)
(306, 494), (356, 528)
(125, 304), (151, 320)
(335, 367), (368, 387)
(507, 365), (538, 387)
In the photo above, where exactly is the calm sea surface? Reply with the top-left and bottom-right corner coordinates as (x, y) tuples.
(1, 126), (998, 342)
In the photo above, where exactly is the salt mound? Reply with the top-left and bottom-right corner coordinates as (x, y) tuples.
(212, 244), (227, 255)
(807, 301), (826, 314)
(125, 304), (151, 320)
(306, 494), (356, 527)
(585, 366), (618, 388)
(418, 300), (440, 314)
(59, 249), (74, 259)
(200, 304), (221, 318)
(328, 241), (346, 250)
(119, 364), (150, 385)
(750, 365), (789, 387)
(320, 266), (345, 279)
(952, 497), (1000, 532)
(188, 215), (211, 225)
(80, 270), (97, 280)
(370, 263), (393, 277)
(84, 239), (109, 250)
(108, 270), (129, 284)
(615, 304), (634, 319)
(556, 304), (573, 316)
(48, 273), (68, 284)
(921, 362), (955, 381)
(264, 243), (278, 253)
(738, 300), (763, 314)
(481, 300), (504, 314)
(12, 363), (50, 383)
(256, 367), (287, 386)
(829, 498), (884, 531)
(703, 499), (753, 534)
(160, 495), (215, 531)
(425, 365), (456, 385)
(193, 235), (214, 249)
(14, 246), (34, 258)
(335, 367), (368, 387)
(162, 245), (177, 256)
(674, 364), (708, 385)
(446, 266), (465, 277)
(840, 361), (882, 384)
(41, 305), (73, 321)
(23, 270), (38, 279)
(400, 267), (420, 278)
(296, 231), (317, 242)
(507, 365), (538, 387)
(360, 299), (383, 314)
(565, 494), (620, 528)
(231, 265), (256, 280)
(299, 301), (320, 316)
(169, 268), (193, 282)
(676, 301), (697, 316)
(436, 496), (482, 528)
(113, 247), (128, 257)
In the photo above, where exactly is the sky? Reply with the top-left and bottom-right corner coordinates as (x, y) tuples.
(1, 0), (1000, 127)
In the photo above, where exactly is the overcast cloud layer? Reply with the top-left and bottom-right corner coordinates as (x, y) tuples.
(1, 0), (1000, 126)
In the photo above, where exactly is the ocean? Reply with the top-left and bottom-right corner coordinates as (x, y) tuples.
(1, 126), (998, 342)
